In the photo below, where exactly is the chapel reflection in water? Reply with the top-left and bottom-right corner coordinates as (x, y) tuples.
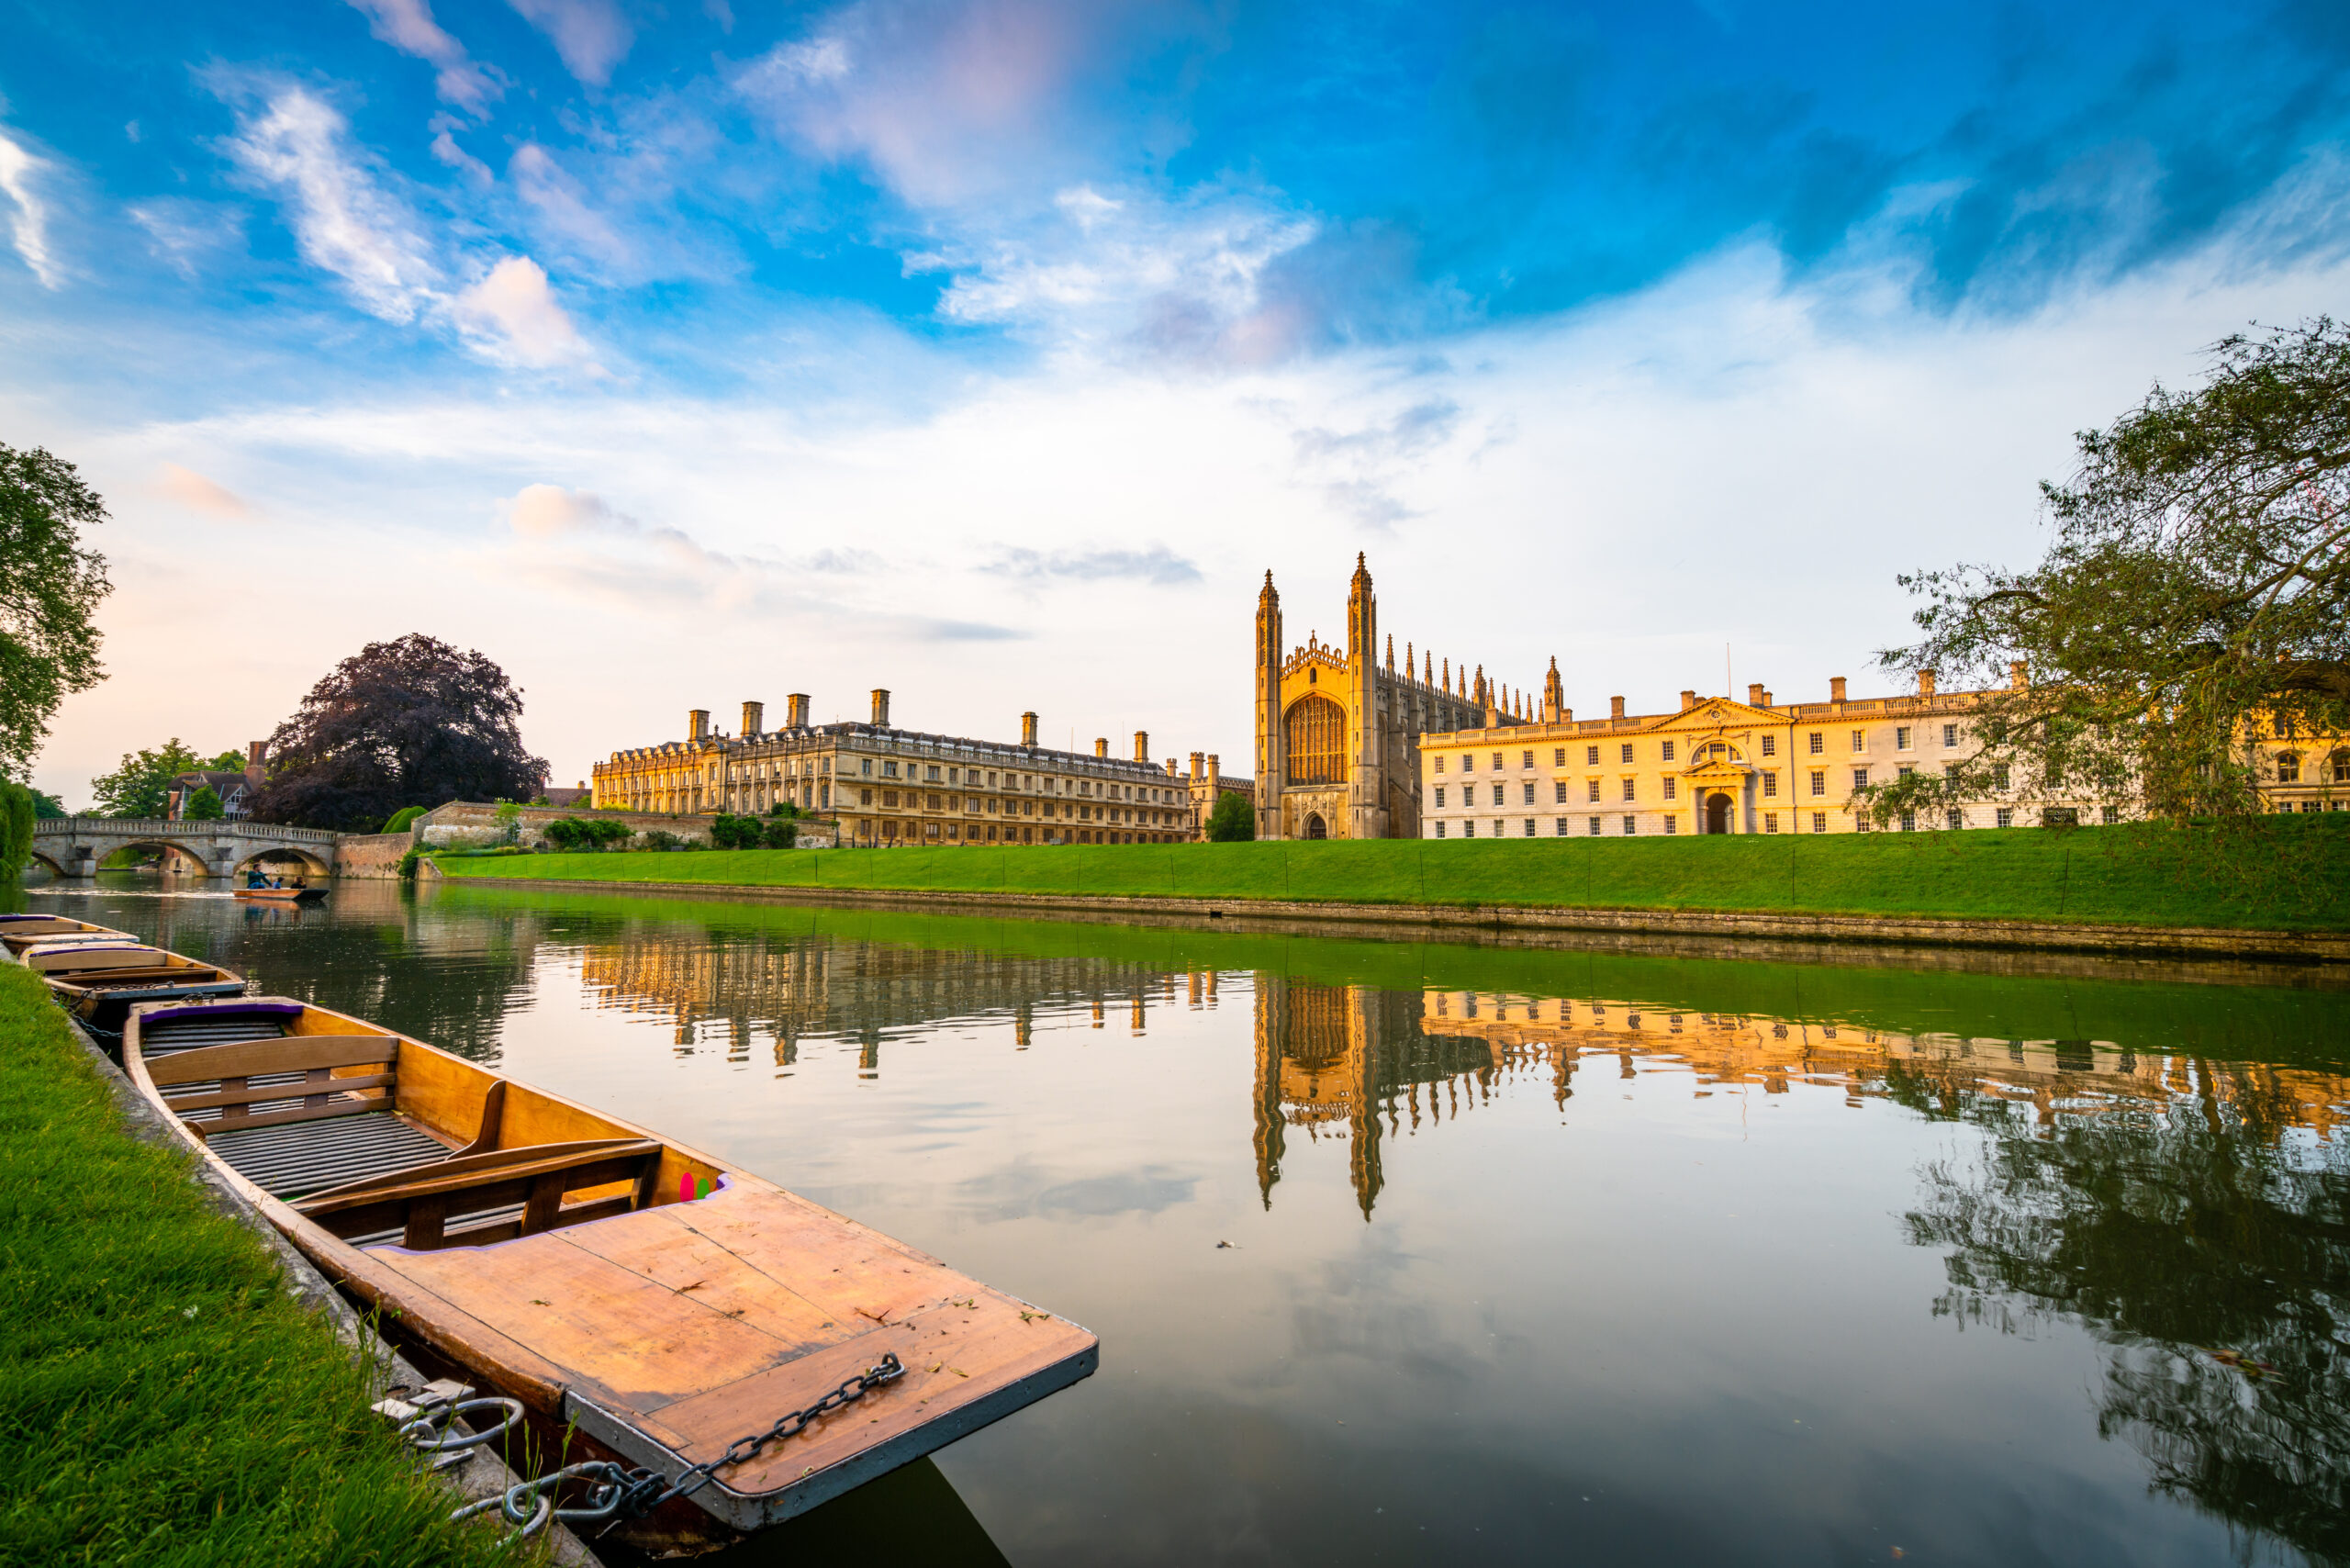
(1248, 978), (2350, 1218)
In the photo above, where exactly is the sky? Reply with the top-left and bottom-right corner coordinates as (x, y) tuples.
(4, 0), (2348, 806)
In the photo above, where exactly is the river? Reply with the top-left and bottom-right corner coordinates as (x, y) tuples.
(17, 873), (2350, 1568)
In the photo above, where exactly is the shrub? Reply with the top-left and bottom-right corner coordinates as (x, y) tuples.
(709, 813), (764, 850)
(542, 816), (590, 851)
(1206, 793), (1255, 842)
(584, 817), (632, 848)
(762, 818), (797, 849)
(397, 848), (420, 879)
(637, 829), (681, 851)
(383, 805), (425, 835)
(767, 801), (800, 819)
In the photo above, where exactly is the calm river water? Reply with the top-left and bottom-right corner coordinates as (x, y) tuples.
(17, 874), (2350, 1568)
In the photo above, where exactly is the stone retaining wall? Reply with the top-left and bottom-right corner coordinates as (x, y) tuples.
(332, 832), (412, 879)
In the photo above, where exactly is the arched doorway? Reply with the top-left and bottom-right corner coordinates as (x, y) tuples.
(1705, 792), (1733, 834)
(1303, 813), (1328, 840)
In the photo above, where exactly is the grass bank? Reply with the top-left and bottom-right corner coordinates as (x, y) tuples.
(434, 818), (2350, 932)
(0, 961), (519, 1567)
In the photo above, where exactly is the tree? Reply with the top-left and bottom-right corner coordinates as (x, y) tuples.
(0, 780), (32, 876)
(1207, 792), (1255, 841)
(30, 789), (65, 819)
(1875, 319), (2350, 826)
(248, 635), (546, 832)
(90, 738), (214, 818)
(0, 443), (112, 782)
(181, 785), (225, 821)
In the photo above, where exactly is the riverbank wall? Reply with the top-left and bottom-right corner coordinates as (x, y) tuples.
(428, 872), (2350, 966)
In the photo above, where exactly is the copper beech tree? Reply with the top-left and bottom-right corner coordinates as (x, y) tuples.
(1867, 318), (2350, 826)
(249, 634), (547, 831)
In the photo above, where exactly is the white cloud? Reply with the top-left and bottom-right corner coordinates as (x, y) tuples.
(507, 0), (633, 87)
(429, 128), (494, 185)
(453, 256), (597, 369)
(731, 1), (1110, 206)
(154, 464), (254, 520)
(218, 84), (441, 323)
(346, 0), (503, 113)
(0, 129), (62, 289)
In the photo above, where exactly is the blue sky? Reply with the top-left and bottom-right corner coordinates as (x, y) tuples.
(5, 0), (2348, 801)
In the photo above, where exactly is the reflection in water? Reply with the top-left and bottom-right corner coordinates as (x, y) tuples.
(21, 873), (2350, 1566)
(1905, 1072), (2350, 1562)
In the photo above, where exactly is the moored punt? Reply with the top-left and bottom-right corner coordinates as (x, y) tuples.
(120, 995), (1099, 1547)
(19, 942), (245, 1038)
(0, 913), (131, 957)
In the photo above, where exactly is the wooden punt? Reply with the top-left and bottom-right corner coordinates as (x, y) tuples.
(0, 912), (132, 956)
(20, 942), (245, 1037)
(119, 995), (1099, 1542)
(235, 884), (327, 903)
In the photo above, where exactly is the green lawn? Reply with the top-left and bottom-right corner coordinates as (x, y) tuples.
(435, 817), (2350, 931)
(0, 961), (526, 1567)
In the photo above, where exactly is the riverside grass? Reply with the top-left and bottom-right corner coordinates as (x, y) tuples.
(0, 963), (521, 1568)
(435, 818), (2350, 932)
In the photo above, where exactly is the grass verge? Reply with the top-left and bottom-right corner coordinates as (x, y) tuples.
(434, 818), (2350, 932)
(0, 961), (523, 1567)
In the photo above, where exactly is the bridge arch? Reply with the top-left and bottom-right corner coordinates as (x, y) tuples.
(233, 846), (332, 880)
(104, 838), (215, 876)
(24, 847), (67, 878)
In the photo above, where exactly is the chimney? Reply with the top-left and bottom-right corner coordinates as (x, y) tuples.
(2009, 660), (2028, 691)
(869, 689), (890, 727)
(1830, 677), (1847, 703)
(1680, 689), (1697, 711)
(1610, 696), (1626, 720)
(1918, 669), (1936, 700)
(1189, 750), (1204, 780)
(1094, 737), (1108, 759)
(1560, 708), (1572, 723)
(1747, 683), (1766, 707)
(688, 709), (710, 742)
(1166, 757), (1179, 777)
(1206, 753), (1221, 790)
(741, 700), (764, 736)
(244, 740), (267, 788)
(785, 693), (811, 729)
(1021, 711), (1039, 747)
(1134, 730), (1149, 764)
(1762, 690), (1773, 707)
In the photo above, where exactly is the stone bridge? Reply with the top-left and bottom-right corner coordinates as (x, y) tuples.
(29, 817), (344, 880)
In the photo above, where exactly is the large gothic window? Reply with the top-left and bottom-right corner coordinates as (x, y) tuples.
(1285, 695), (1346, 786)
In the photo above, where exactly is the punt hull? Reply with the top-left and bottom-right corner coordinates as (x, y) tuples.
(120, 995), (1098, 1545)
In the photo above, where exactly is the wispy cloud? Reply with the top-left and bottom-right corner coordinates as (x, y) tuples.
(128, 199), (246, 281)
(216, 81), (440, 323)
(154, 464), (253, 520)
(507, 0), (633, 88)
(0, 129), (62, 289)
(346, 0), (504, 113)
(981, 543), (1202, 586)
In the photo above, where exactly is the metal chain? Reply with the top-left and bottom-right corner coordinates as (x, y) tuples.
(447, 1352), (908, 1533)
(640, 1352), (906, 1513)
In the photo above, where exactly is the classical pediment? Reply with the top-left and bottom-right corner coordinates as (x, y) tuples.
(1640, 698), (1783, 734)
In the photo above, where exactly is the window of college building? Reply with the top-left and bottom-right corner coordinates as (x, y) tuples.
(1851, 730), (1866, 752)
(1808, 732), (1823, 755)
(1554, 780), (1568, 803)
(1491, 783), (1505, 805)
(1620, 744), (1635, 763)
(1587, 745), (1601, 765)
(1813, 812), (1828, 833)
(1661, 741), (1675, 762)
(1621, 778), (1636, 802)
(1810, 770), (1825, 796)
(1588, 815), (1601, 834)
(1622, 814), (1638, 834)
(1852, 767), (1869, 791)
(1762, 773), (1776, 797)
(1896, 726), (1912, 750)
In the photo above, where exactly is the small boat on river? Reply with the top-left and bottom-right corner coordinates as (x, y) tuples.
(236, 874), (327, 903)
(0, 913), (131, 956)
(120, 994), (1099, 1545)
(17, 939), (246, 1037)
